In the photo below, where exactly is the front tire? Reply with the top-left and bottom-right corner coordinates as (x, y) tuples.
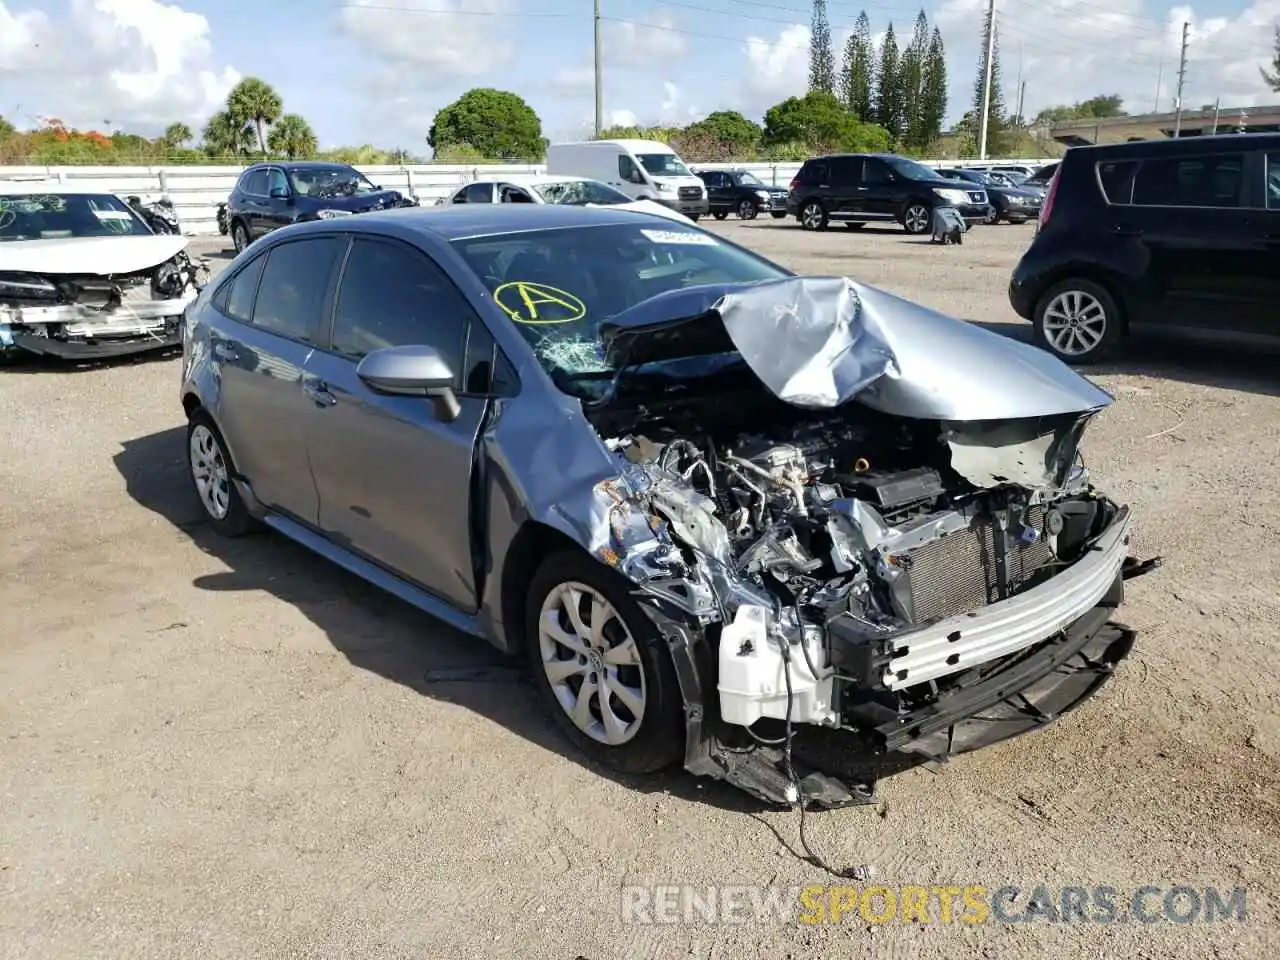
(1032, 278), (1125, 364)
(525, 550), (685, 774)
(737, 198), (759, 220)
(688, 214), (701, 222)
(800, 200), (828, 231)
(901, 202), (931, 235)
(187, 410), (254, 537)
(712, 210), (728, 220)
(985, 207), (1001, 225)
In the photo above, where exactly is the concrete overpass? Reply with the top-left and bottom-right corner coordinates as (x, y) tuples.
(1050, 104), (1280, 145)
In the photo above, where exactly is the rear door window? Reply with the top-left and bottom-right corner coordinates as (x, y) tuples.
(862, 159), (893, 185)
(827, 157), (862, 185)
(216, 252), (267, 323)
(241, 170), (268, 196)
(1132, 152), (1245, 208)
(1096, 160), (1138, 204)
(800, 160), (828, 183)
(251, 237), (346, 343)
(464, 182), (493, 203)
(1267, 153), (1280, 210)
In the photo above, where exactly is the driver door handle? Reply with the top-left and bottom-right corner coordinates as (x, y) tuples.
(213, 342), (238, 361)
(302, 380), (336, 407)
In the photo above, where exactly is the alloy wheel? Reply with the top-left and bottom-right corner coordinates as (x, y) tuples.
(537, 581), (646, 746)
(189, 424), (231, 520)
(1041, 290), (1108, 357)
(903, 204), (930, 234)
(737, 199), (758, 220)
(801, 202), (825, 230)
(231, 222), (247, 254)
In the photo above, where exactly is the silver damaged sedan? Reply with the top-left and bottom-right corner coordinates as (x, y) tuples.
(179, 205), (1160, 807)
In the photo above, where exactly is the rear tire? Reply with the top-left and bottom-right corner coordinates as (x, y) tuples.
(1032, 278), (1126, 364)
(231, 220), (249, 254)
(524, 550), (685, 774)
(186, 410), (255, 538)
(737, 198), (759, 220)
(688, 214), (701, 222)
(712, 211), (728, 220)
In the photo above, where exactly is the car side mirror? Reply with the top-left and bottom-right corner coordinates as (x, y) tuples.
(269, 186), (289, 200)
(356, 345), (461, 422)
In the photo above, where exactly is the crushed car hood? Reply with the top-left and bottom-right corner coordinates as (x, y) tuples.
(600, 275), (1113, 421)
(1, 235), (190, 276)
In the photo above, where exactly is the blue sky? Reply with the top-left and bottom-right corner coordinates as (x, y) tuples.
(1, 0), (1277, 152)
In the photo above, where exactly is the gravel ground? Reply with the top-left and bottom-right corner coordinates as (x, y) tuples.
(2, 220), (1278, 959)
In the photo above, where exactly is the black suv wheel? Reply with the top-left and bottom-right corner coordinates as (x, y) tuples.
(800, 200), (828, 231)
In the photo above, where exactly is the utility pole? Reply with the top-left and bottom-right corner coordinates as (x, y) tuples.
(978, 0), (996, 159)
(1153, 56), (1163, 113)
(1016, 80), (1027, 127)
(1211, 97), (1220, 134)
(1014, 44), (1023, 125)
(593, 0), (603, 138)
(1172, 21), (1189, 137)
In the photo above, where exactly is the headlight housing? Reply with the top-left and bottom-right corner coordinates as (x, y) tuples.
(315, 208), (353, 220)
(755, 190), (771, 199)
(0, 273), (58, 301)
(933, 187), (969, 205)
(655, 182), (672, 192)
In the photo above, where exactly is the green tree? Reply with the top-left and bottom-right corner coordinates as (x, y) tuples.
(227, 77), (283, 154)
(267, 113), (318, 159)
(898, 11), (931, 151)
(1034, 95), (1126, 125)
(0, 116), (16, 141)
(918, 27), (948, 151)
(428, 88), (546, 160)
(840, 12), (875, 122)
(808, 0), (835, 95)
(201, 109), (254, 158)
(1261, 26), (1280, 92)
(162, 122), (192, 148)
(970, 9), (1008, 155)
(762, 90), (891, 153)
(681, 111), (760, 151)
(874, 23), (903, 139)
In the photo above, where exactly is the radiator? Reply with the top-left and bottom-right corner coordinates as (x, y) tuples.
(895, 505), (1052, 625)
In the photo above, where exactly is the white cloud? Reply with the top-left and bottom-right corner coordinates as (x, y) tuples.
(605, 9), (688, 66)
(658, 81), (699, 125)
(610, 108), (639, 127)
(339, 0), (516, 79)
(934, 0), (1280, 119)
(0, 0), (238, 131)
(742, 24), (810, 104)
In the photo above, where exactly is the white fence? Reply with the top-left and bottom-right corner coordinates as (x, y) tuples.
(0, 158), (1059, 237)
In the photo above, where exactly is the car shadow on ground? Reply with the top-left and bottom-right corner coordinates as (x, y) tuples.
(973, 320), (1280, 398)
(113, 425), (884, 816)
(0, 348), (180, 375)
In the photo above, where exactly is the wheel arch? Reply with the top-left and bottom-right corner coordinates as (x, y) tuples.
(1032, 266), (1132, 332)
(498, 520), (586, 654)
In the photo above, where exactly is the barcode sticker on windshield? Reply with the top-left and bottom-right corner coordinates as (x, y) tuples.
(640, 228), (718, 246)
(91, 210), (135, 220)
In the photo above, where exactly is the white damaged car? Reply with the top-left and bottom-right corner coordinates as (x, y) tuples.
(0, 181), (209, 360)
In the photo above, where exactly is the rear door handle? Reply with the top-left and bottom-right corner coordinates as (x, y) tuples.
(302, 380), (336, 407)
(1112, 224), (1141, 237)
(213, 342), (238, 361)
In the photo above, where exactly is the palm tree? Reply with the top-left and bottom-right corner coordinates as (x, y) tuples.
(201, 110), (254, 159)
(162, 122), (193, 148)
(227, 77), (283, 154)
(267, 113), (318, 159)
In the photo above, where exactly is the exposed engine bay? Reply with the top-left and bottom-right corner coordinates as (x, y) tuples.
(0, 251), (207, 359)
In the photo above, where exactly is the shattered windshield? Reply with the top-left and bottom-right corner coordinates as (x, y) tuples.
(531, 180), (633, 205)
(637, 153), (691, 177)
(450, 221), (788, 387)
(289, 166), (379, 199)
(0, 193), (151, 241)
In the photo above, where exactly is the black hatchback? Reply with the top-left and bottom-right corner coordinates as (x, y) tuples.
(786, 153), (991, 234)
(1009, 134), (1280, 363)
(225, 162), (416, 253)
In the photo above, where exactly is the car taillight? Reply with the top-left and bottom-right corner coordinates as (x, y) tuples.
(789, 176), (800, 190)
(1038, 167), (1060, 229)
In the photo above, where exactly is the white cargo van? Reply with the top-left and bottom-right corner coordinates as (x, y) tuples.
(545, 140), (709, 219)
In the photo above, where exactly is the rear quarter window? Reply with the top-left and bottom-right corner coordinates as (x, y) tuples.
(1131, 152), (1245, 208)
(1095, 160), (1138, 204)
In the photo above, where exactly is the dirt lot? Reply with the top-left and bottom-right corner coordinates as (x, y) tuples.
(2, 219), (1278, 959)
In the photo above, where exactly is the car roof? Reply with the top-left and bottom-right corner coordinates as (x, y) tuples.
(326, 202), (681, 241)
(466, 174), (594, 186)
(246, 161), (355, 171)
(1066, 131), (1280, 160)
(0, 179), (113, 195)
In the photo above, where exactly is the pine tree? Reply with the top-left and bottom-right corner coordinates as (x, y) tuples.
(840, 11), (875, 121)
(1262, 26), (1280, 92)
(899, 10), (931, 150)
(919, 26), (948, 151)
(970, 9), (1008, 156)
(808, 0), (835, 95)
(874, 23), (903, 139)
